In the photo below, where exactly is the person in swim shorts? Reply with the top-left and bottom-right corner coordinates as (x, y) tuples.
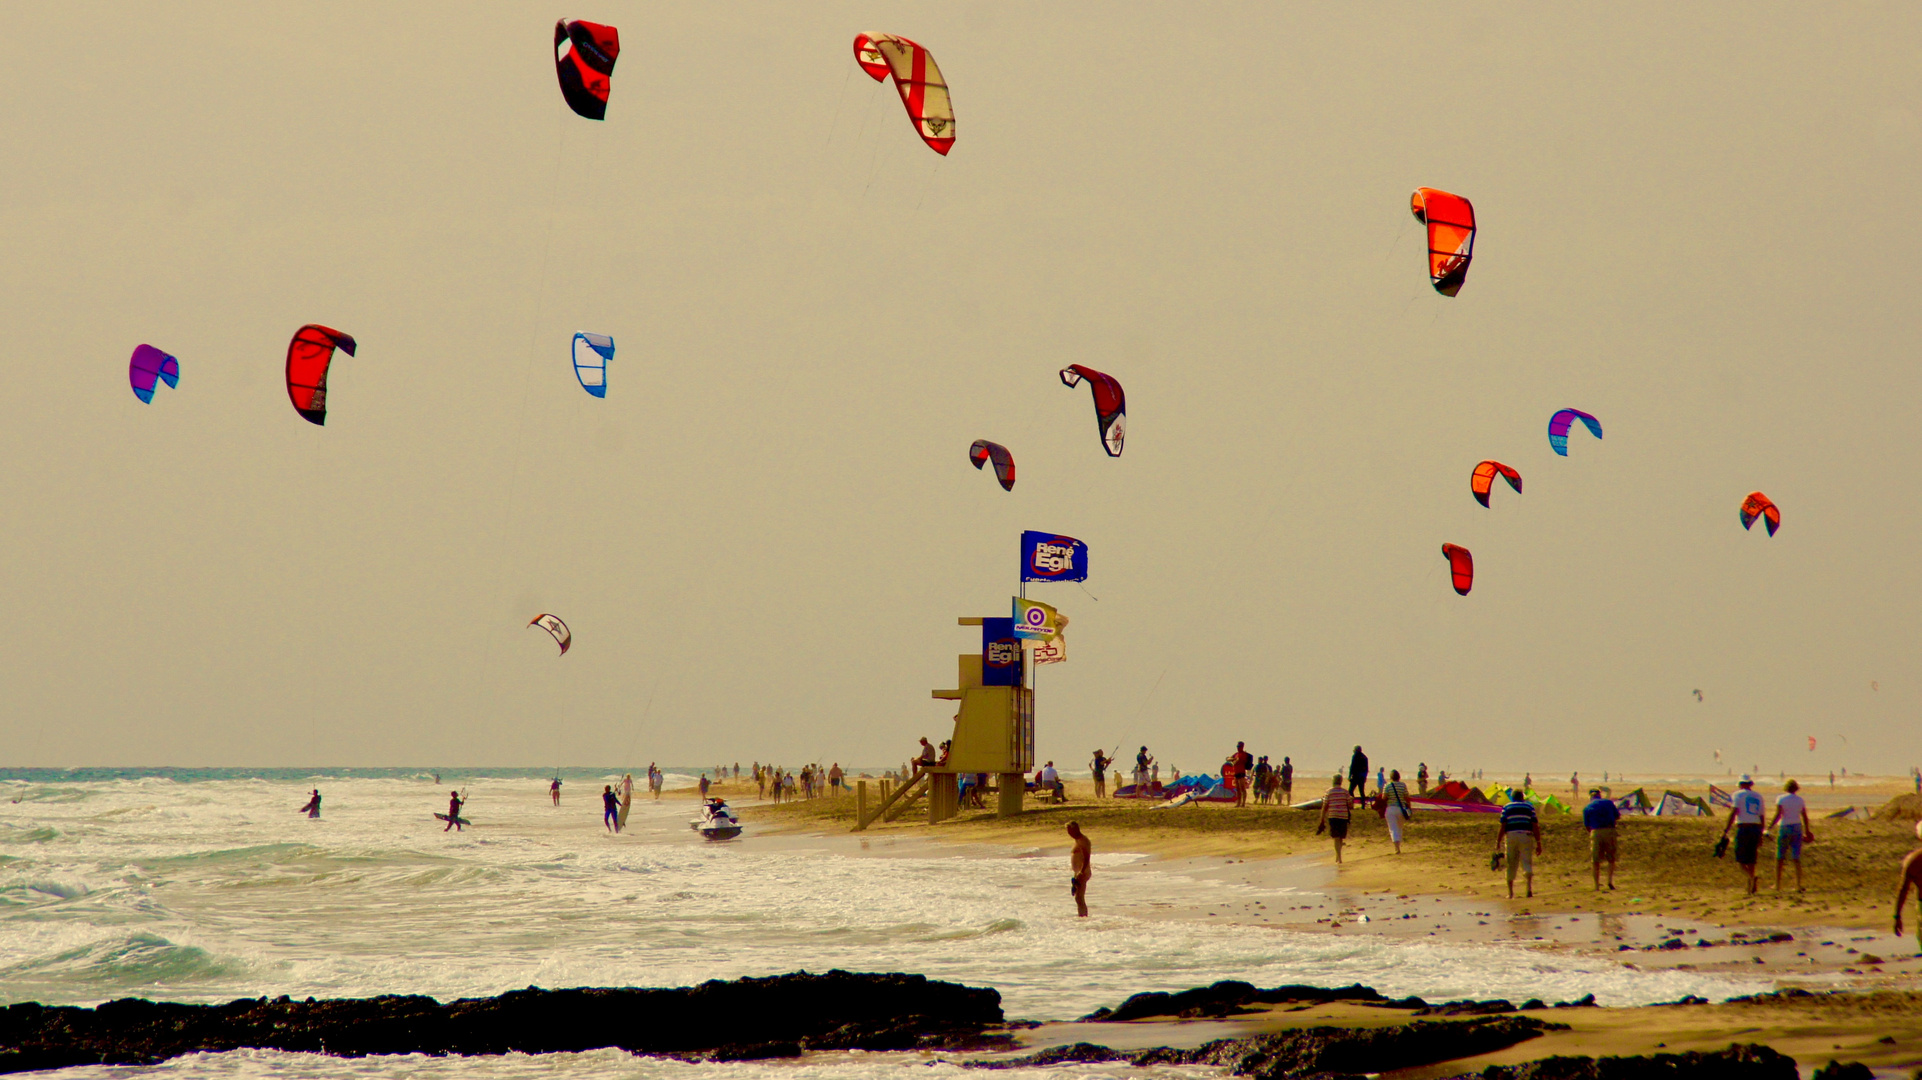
(1769, 778), (1813, 891)
(1583, 788), (1620, 890)
(1067, 821), (1092, 917)
(1495, 789), (1542, 899)
(1720, 776), (1766, 895)
(1317, 774), (1353, 864)
(1894, 822), (1922, 951)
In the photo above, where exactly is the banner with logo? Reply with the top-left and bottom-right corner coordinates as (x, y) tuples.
(980, 617), (1023, 687)
(1013, 596), (1062, 641)
(1020, 531), (1088, 582)
(1030, 612), (1069, 664)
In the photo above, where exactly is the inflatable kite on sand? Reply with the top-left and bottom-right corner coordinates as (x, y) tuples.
(129, 345), (180, 404)
(285, 325), (358, 425)
(1547, 408), (1602, 456)
(1410, 188), (1476, 296)
(1470, 461), (1521, 508)
(853, 34), (954, 155)
(1441, 544), (1474, 595)
(1059, 364), (1126, 457)
(555, 19), (620, 120)
(969, 440), (1015, 491)
(1739, 492), (1781, 536)
(529, 613), (572, 656)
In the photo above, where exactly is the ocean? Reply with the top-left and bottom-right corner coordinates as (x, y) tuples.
(0, 770), (1763, 1078)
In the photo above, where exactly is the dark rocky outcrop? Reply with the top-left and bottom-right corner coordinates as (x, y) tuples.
(0, 971), (1003, 1073)
(975, 1016), (1557, 1079)
(1456, 1042), (1798, 1080)
(1081, 980), (1394, 1022)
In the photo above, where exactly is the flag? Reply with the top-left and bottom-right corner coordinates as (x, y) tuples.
(1021, 531), (1088, 582)
(1031, 613), (1069, 664)
(1013, 596), (1061, 641)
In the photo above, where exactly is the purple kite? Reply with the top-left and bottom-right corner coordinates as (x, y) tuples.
(1547, 408), (1602, 456)
(129, 345), (180, 404)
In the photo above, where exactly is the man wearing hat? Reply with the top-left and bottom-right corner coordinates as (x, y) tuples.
(1582, 788), (1620, 890)
(1720, 775), (1767, 895)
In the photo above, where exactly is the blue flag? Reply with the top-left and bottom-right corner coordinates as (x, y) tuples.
(1020, 531), (1088, 582)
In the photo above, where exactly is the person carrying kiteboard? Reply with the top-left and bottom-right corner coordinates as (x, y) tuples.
(443, 791), (464, 832)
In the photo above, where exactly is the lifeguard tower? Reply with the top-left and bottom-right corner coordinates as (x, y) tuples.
(854, 616), (1034, 828)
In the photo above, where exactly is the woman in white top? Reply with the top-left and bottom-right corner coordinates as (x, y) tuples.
(1768, 778), (1814, 892)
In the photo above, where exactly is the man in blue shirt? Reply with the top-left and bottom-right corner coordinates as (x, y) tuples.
(1719, 775), (1767, 895)
(1582, 788), (1621, 891)
(1494, 789), (1542, 899)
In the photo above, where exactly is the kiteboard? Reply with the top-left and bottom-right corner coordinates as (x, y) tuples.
(433, 812), (472, 826)
(617, 783), (633, 831)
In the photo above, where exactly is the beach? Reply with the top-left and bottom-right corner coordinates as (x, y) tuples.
(2, 769), (1918, 1076)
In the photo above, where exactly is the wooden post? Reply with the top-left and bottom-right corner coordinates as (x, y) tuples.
(998, 772), (1023, 818)
(856, 780), (867, 828)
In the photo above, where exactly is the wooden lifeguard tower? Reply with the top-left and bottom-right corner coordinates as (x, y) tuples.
(854, 616), (1034, 829)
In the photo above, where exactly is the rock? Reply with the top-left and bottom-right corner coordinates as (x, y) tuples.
(0, 971), (1002, 1074)
(1095, 981), (1385, 1023)
(1553, 995), (1597, 1009)
(1415, 1000), (1516, 1017)
(707, 1041), (800, 1061)
(1463, 1042), (1797, 1080)
(1811, 1062), (1873, 1080)
(968, 1042), (1123, 1069)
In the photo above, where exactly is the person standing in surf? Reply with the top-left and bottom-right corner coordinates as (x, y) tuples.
(1067, 821), (1092, 917)
(297, 789), (321, 819)
(443, 791), (463, 832)
(602, 785), (620, 833)
(550, 776), (562, 806)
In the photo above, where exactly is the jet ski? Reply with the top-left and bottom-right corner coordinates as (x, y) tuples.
(690, 798), (743, 841)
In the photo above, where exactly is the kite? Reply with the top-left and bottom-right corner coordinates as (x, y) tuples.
(529, 613), (572, 656)
(969, 439), (1015, 491)
(129, 345), (179, 404)
(1547, 408), (1602, 456)
(555, 19), (620, 120)
(1807, 735), (1816, 752)
(853, 34), (954, 155)
(1058, 364), (1126, 457)
(1739, 492), (1781, 536)
(1694, 689), (1704, 702)
(572, 333), (613, 398)
(1470, 461), (1521, 507)
(1441, 543), (1474, 595)
(285, 325), (358, 426)
(1409, 188), (1476, 296)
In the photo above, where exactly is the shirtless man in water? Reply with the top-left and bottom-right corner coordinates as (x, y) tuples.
(1894, 822), (1922, 952)
(1067, 822), (1092, 918)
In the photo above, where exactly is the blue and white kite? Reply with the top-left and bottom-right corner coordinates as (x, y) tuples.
(572, 333), (613, 398)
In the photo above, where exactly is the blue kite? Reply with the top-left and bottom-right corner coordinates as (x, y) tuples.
(1547, 408), (1602, 456)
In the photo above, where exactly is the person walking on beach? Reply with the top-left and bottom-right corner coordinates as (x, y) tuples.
(550, 776), (562, 806)
(444, 791), (464, 832)
(1583, 787), (1620, 890)
(1090, 750), (1109, 799)
(1382, 770), (1413, 854)
(1317, 773), (1353, 864)
(1496, 789), (1542, 898)
(829, 762), (844, 796)
(1417, 763), (1429, 795)
(1279, 757), (1294, 805)
(1720, 775), (1766, 894)
(298, 789), (321, 819)
(1347, 747), (1369, 798)
(602, 785), (620, 832)
(1894, 822), (1922, 951)
(1769, 779), (1813, 892)
(1067, 821), (1093, 917)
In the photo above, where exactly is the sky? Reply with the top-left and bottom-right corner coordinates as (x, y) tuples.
(0, 3), (1916, 776)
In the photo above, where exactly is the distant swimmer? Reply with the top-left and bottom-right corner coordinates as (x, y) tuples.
(602, 785), (620, 832)
(297, 789), (321, 819)
(442, 791), (464, 832)
(550, 776), (562, 806)
(1067, 821), (1092, 918)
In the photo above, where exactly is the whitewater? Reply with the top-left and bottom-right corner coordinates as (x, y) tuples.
(0, 770), (1765, 1079)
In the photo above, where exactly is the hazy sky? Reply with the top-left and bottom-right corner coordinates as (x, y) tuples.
(2, 3), (1917, 775)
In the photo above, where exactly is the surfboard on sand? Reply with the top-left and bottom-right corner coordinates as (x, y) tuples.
(433, 812), (472, 825)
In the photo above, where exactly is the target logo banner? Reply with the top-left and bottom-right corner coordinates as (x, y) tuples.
(1013, 596), (1061, 641)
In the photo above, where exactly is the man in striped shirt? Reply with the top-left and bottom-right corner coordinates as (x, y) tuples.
(1494, 789), (1543, 898)
(1318, 773), (1354, 864)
